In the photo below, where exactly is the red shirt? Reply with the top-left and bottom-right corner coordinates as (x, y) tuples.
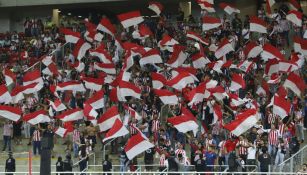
(225, 139), (238, 153)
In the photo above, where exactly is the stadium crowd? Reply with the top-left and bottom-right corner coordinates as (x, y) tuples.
(0, 0), (306, 174)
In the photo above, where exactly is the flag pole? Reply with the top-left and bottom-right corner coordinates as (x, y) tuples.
(29, 149), (32, 175)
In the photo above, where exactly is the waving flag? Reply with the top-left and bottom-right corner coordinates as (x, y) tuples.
(202, 16), (222, 31)
(0, 105), (22, 122)
(293, 37), (307, 56)
(119, 81), (141, 99)
(158, 34), (179, 52)
(49, 99), (67, 112)
(223, 109), (258, 136)
(283, 72), (305, 97)
(167, 71), (198, 90)
(94, 63), (116, 75)
(151, 72), (166, 89)
(166, 45), (187, 68)
(266, 0), (275, 14)
(244, 42), (263, 58)
(97, 106), (120, 132)
(123, 105), (142, 121)
(219, 3), (240, 15)
(154, 89), (178, 105)
(3, 69), (16, 85)
(117, 11), (144, 28)
(215, 38), (234, 58)
(11, 83), (43, 103)
(273, 95), (291, 119)
(256, 80), (270, 96)
(56, 81), (86, 92)
(23, 110), (50, 125)
(59, 28), (80, 43)
(261, 44), (285, 61)
(73, 39), (91, 61)
(0, 85), (11, 104)
(286, 10), (303, 27)
(191, 52), (211, 69)
(230, 73), (245, 91)
(90, 45), (112, 63)
(42, 63), (59, 76)
(23, 70), (43, 86)
(82, 77), (104, 91)
(265, 59), (279, 76)
(250, 16), (267, 33)
(237, 59), (254, 73)
(167, 115), (198, 133)
(140, 49), (163, 66)
(56, 108), (84, 122)
(199, 1), (215, 12)
(42, 55), (53, 66)
(97, 17), (116, 36)
(186, 31), (209, 45)
(138, 24), (153, 38)
(187, 82), (207, 106)
(84, 90), (105, 110)
(55, 127), (68, 138)
(103, 119), (129, 142)
(288, 0), (301, 10)
(213, 104), (223, 124)
(148, 1), (164, 15)
(125, 132), (154, 160)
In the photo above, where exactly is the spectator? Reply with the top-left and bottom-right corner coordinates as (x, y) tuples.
(2, 120), (13, 152)
(5, 152), (15, 175)
(258, 147), (271, 173)
(55, 156), (64, 175)
(63, 154), (73, 175)
(102, 155), (112, 175)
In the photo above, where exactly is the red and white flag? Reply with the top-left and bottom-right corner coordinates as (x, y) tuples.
(230, 73), (245, 91)
(117, 11), (144, 28)
(167, 115), (198, 133)
(250, 16), (267, 33)
(202, 16), (222, 31)
(208, 86), (228, 101)
(138, 24), (153, 38)
(42, 63), (59, 76)
(244, 42), (263, 58)
(73, 39), (91, 61)
(264, 59), (279, 76)
(55, 108), (84, 122)
(11, 83), (43, 103)
(237, 59), (254, 73)
(0, 105), (22, 122)
(293, 36), (307, 56)
(286, 10), (303, 27)
(3, 68), (16, 85)
(187, 82), (207, 106)
(197, 0), (214, 4)
(191, 52), (211, 69)
(223, 109), (259, 136)
(82, 77), (104, 91)
(49, 99), (67, 112)
(97, 17), (116, 36)
(0, 85), (12, 104)
(103, 119), (129, 142)
(283, 72), (305, 97)
(71, 61), (85, 73)
(90, 44), (112, 63)
(256, 80), (270, 96)
(158, 34), (179, 52)
(199, 1), (215, 12)
(288, 0), (301, 10)
(148, 1), (164, 15)
(94, 63), (116, 75)
(139, 49), (163, 66)
(219, 3), (240, 15)
(261, 44), (285, 61)
(123, 105), (142, 121)
(23, 69), (43, 86)
(215, 38), (234, 58)
(97, 106), (120, 132)
(279, 60), (298, 73)
(55, 127), (68, 138)
(213, 103), (223, 124)
(154, 89), (178, 105)
(41, 55), (53, 66)
(23, 110), (50, 125)
(59, 28), (80, 44)
(186, 31), (209, 45)
(273, 95), (291, 119)
(266, 0), (275, 14)
(151, 72), (166, 89)
(56, 81), (86, 92)
(88, 90), (104, 109)
(166, 45), (187, 68)
(167, 71), (198, 90)
(125, 132), (154, 160)
(122, 51), (134, 71)
(290, 52), (305, 68)
(119, 81), (141, 99)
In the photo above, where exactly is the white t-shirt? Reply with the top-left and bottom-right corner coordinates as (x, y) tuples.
(247, 146), (256, 160)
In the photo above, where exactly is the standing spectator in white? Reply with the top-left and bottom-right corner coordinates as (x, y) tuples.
(32, 126), (41, 155)
(2, 121), (13, 152)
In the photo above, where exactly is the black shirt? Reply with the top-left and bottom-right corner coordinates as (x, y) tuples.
(102, 160), (112, 172)
(258, 153), (271, 171)
(56, 161), (64, 172)
(144, 147), (155, 163)
(5, 157), (15, 172)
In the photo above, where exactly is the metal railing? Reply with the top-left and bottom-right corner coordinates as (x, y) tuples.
(276, 144), (307, 172)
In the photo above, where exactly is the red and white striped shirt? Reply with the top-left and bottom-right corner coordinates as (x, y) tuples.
(151, 120), (160, 133)
(237, 140), (248, 155)
(218, 141), (226, 157)
(32, 130), (41, 141)
(175, 148), (186, 158)
(268, 113), (277, 125)
(129, 123), (138, 135)
(268, 129), (279, 145)
(278, 124), (286, 137)
(73, 129), (80, 143)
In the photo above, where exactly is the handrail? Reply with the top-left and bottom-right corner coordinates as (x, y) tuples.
(279, 144), (307, 166)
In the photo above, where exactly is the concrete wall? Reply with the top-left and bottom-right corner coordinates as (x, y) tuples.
(0, 11), (10, 32)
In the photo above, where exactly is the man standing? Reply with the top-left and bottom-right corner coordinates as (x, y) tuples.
(5, 152), (15, 175)
(3, 121), (13, 152)
(32, 126), (41, 155)
(258, 147), (271, 173)
(72, 124), (81, 158)
(40, 123), (55, 175)
(102, 155), (112, 175)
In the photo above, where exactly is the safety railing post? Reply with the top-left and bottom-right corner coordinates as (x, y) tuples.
(290, 157), (293, 172)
